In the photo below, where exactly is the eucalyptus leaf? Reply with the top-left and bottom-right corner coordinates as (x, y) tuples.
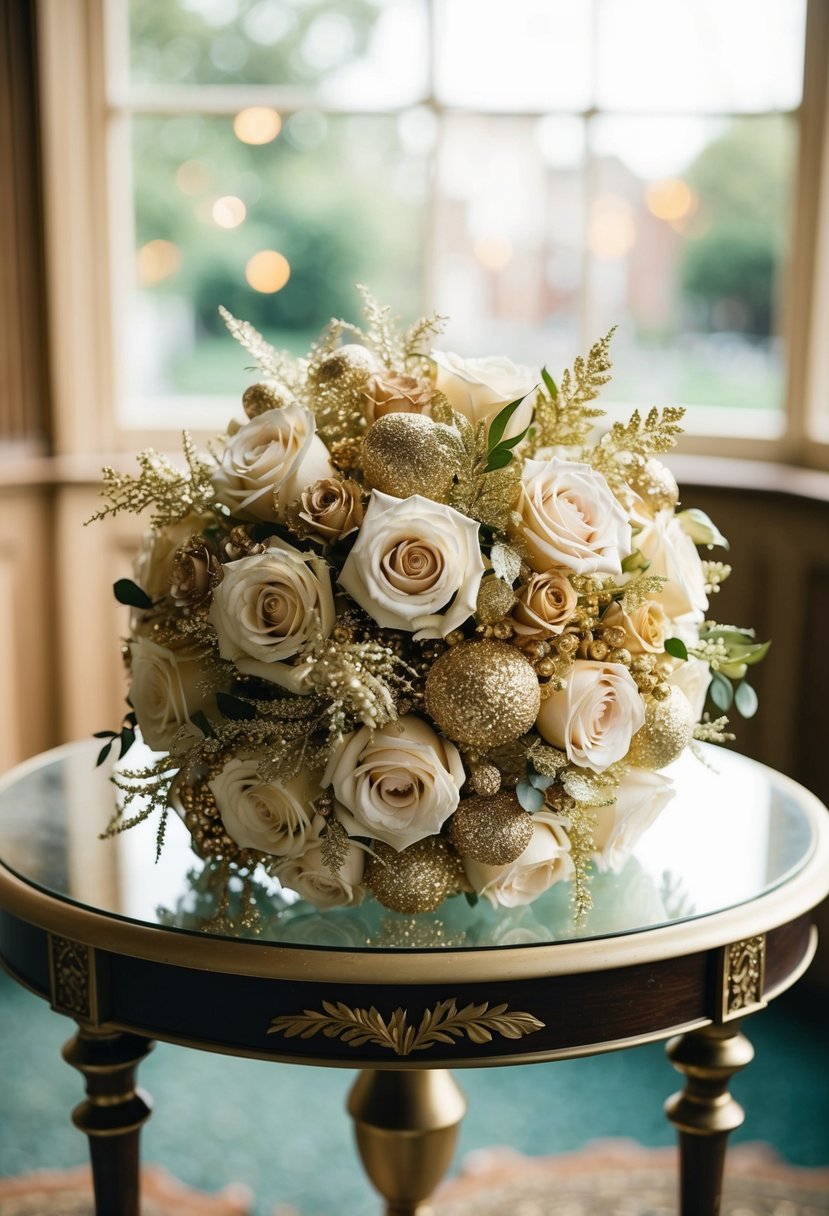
(664, 637), (688, 661)
(516, 780), (546, 813)
(710, 671), (733, 711)
(734, 681), (759, 718)
(528, 770), (554, 791)
(113, 578), (153, 610)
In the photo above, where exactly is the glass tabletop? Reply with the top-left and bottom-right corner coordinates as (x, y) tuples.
(0, 740), (816, 952)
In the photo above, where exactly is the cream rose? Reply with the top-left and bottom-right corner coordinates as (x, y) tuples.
(465, 811), (574, 908)
(363, 372), (433, 425)
(591, 769), (675, 873)
(512, 569), (577, 639)
(670, 654), (711, 721)
(339, 491), (485, 640)
(536, 660), (645, 773)
(514, 458), (631, 575)
(276, 817), (365, 909)
(323, 715), (465, 851)
(129, 637), (209, 752)
(431, 351), (536, 440)
(212, 403), (334, 522)
(208, 757), (319, 858)
(634, 508), (708, 621)
(133, 512), (213, 605)
(208, 539), (334, 691)
(601, 599), (668, 655)
(295, 477), (364, 542)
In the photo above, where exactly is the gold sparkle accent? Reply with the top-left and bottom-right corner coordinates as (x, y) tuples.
(364, 838), (464, 914)
(627, 686), (695, 769)
(361, 413), (462, 502)
(469, 762), (502, 796)
(447, 793), (533, 865)
(425, 639), (541, 749)
(242, 381), (289, 418)
(476, 577), (516, 625)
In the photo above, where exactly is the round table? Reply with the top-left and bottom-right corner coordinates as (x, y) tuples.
(0, 741), (827, 1216)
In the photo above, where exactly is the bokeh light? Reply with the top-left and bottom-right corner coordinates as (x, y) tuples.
(645, 178), (696, 222)
(588, 195), (636, 259)
(245, 250), (291, 292)
(136, 239), (181, 286)
(474, 235), (514, 270)
(212, 195), (247, 228)
(175, 159), (211, 195)
(233, 106), (281, 145)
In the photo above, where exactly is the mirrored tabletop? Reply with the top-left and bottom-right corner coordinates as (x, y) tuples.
(0, 740), (818, 954)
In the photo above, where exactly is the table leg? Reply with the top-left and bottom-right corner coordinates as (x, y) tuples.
(347, 1069), (467, 1216)
(62, 1027), (154, 1216)
(664, 1022), (754, 1216)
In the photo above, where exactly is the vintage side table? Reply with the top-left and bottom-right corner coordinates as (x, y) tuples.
(0, 740), (827, 1216)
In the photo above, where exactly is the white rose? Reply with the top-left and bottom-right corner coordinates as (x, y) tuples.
(591, 769), (675, 873)
(536, 660), (645, 773)
(339, 491), (485, 640)
(209, 539), (334, 692)
(601, 599), (669, 655)
(431, 351), (537, 440)
(323, 715), (465, 851)
(132, 512), (213, 625)
(129, 637), (209, 752)
(465, 811), (574, 908)
(207, 756), (319, 857)
(212, 404), (334, 522)
(514, 458), (631, 575)
(635, 508), (708, 621)
(276, 818), (365, 909)
(670, 654), (711, 722)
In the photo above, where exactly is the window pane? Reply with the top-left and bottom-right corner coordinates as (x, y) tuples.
(127, 0), (428, 104)
(586, 115), (796, 413)
(433, 116), (585, 369)
(125, 112), (427, 415)
(434, 0), (592, 111)
(596, 0), (806, 113)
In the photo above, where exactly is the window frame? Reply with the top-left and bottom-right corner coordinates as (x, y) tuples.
(36, 0), (829, 467)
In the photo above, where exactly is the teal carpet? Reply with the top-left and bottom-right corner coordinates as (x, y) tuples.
(0, 972), (826, 1216)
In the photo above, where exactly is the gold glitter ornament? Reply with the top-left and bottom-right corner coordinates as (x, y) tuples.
(627, 457), (680, 510)
(361, 413), (462, 503)
(476, 577), (515, 625)
(364, 837), (463, 913)
(470, 762), (502, 796)
(447, 793), (533, 865)
(242, 381), (290, 418)
(425, 639), (541, 749)
(626, 686), (695, 769)
(313, 344), (377, 384)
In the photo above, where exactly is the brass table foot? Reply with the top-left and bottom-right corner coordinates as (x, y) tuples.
(664, 1022), (754, 1216)
(347, 1069), (467, 1216)
(63, 1026), (154, 1216)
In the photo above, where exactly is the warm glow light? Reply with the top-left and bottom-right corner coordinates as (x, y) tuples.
(212, 195), (247, 228)
(175, 160), (211, 195)
(645, 178), (696, 222)
(136, 239), (181, 286)
(233, 107), (282, 145)
(473, 235), (513, 270)
(245, 250), (291, 293)
(588, 195), (636, 259)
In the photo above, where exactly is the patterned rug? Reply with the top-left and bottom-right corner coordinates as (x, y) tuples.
(434, 1141), (829, 1216)
(0, 1166), (251, 1216)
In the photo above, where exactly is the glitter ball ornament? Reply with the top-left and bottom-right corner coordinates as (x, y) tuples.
(476, 577), (516, 625)
(627, 457), (680, 510)
(425, 639), (541, 749)
(313, 344), (377, 384)
(447, 793), (534, 865)
(364, 837), (463, 913)
(626, 686), (695, 769)
(361, 413), (461, 502)
(242, 381), (289, 419)
(470, 762), (502, 796)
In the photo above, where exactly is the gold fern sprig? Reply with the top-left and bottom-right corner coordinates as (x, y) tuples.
(443, 410), (522, 532)
(219, 306), (306, 393)
(529, 329), (614, 452)
(586, 406), (685, 491)
(87, 433), (218, 529)
(402, 310), (448, 372)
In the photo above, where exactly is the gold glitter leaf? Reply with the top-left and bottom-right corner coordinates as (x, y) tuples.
(529, 330), (614, 454)
(320, 817), (351, 875)
(527, 740), (569, 777)
(561, 768), (619, 807)
(87, 433), (217, 530)
(219, 306), (306, 392)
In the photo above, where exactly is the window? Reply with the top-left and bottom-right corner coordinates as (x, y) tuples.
(39, 0), (829, 461)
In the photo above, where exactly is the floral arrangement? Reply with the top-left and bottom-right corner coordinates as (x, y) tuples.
(92, 289), (767, 921)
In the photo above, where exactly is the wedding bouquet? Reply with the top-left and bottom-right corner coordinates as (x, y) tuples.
(93, 289), (767, 919)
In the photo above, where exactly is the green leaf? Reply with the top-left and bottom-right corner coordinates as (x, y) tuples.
(621, 549), (650, 573)
(96, 740), (113, 767)
(464, 890), (479, 908)
(487, 396), (529, 451)
(118, 728), (136, 759)
(528, 769), (554, 791)
(665, 637), (688, 661)
(216, 691), (258, 721)
(541, 366), (558, 400)
(516, 780), (546, 813)
(484, 447), (516, 473)
(734, 681), (759, 718)
(191, 710), (214, 738)
(93, 730), (117, 739)
(113, 578), (153, 610)
(710, 671), (734, 712)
